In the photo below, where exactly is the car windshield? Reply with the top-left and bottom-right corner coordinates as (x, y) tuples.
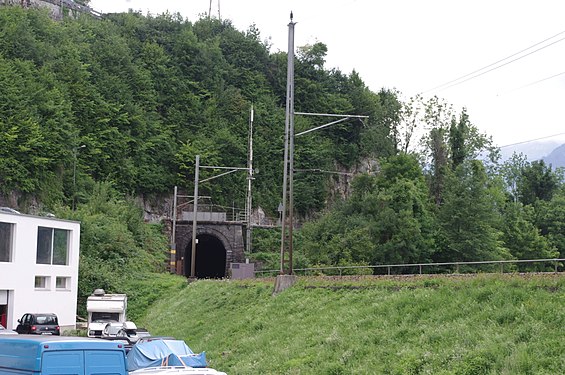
(92, 312), (120, 322)
(36, 315), (57, 325)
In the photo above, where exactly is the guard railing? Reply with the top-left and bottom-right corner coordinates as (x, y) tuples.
(254, 258), (565, 277)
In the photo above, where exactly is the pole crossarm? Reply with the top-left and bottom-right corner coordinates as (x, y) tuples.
(200, 168), (239, 183)
(199, 165), (251, 183)
(295, 113), (369, 137)
(295, 112), (369, 119)
(201, 165), (251, 170)
(294, 168), (353, 176)
(296, 117), (350, 136)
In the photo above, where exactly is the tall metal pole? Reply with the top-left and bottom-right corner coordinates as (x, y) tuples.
(287, 19), (295, 275)
(246, 105), (254, 254)
(190, 155), (200, 278)
(170, 186), (178, 273)
(280, 14), (295, 274)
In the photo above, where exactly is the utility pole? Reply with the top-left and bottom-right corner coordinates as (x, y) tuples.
(279, 13), (295, 275)
(245, 105), (254, 253)
(170, 186), (178, 273)
(190, 156), (252, 278)
(208, 0), (221, 19)
(278, 14), (369, 277)
(190, 155), (200, 279)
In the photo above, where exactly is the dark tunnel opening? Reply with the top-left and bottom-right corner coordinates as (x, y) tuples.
(185, 234), (227, 279)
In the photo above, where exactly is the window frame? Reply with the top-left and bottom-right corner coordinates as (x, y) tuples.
(55, 276), (70, 290)
(0, 222), (14, 263)
(34, 275), (50, 290)
(36, 227), (70, 266)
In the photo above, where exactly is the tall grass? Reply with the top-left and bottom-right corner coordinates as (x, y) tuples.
(138, 274), (565, 374)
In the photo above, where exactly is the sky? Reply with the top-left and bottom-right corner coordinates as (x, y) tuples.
(89, 0), (565, 148)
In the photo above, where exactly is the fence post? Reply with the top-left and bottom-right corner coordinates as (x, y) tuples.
(339, 268), (342, 277)
(555, 261), (558, 273)
(387, 266), (391, 276)
(419, 264), (422, 275)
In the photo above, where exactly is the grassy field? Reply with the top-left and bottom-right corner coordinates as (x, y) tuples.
(137, 274), (565, 374)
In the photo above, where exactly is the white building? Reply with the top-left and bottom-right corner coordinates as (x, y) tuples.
(0, 210), (80, 332)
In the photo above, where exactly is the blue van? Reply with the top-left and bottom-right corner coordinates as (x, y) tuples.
(0, 335), (127, 375)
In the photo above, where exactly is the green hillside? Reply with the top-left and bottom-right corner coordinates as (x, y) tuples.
(137, 274), (565, 374)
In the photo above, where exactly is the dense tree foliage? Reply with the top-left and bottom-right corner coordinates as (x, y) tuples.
(300, 154), (436, 270)
(0, 7), (395, 217)
(53, 181), (169, 316)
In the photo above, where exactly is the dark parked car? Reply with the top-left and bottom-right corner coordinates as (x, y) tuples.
(16, 313), (60, 335)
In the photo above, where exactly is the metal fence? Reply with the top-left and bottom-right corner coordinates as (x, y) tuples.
(254, 258), (565, 277)
(180, 204), (246, 222)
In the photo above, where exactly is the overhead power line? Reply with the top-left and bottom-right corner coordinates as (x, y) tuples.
(425, 29), (565, 94)
(499, 132), (565, 148)
(506, 70), (565, 93)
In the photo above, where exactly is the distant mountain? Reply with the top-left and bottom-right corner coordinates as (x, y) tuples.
(543, 144), (565, 169)
(499, 140), (563, 162)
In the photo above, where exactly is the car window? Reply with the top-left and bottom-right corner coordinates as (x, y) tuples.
(36, 315), (57, 325)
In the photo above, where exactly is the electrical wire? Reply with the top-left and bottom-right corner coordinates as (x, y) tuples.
(424, 29), (565, 94)
(499, 132), (565, 148)
(505, 71), (565, 93)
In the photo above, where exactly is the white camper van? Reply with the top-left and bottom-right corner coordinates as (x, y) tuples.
(87, 289), (127, 338)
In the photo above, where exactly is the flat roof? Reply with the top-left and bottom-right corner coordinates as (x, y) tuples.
(0, 211), (80, 224)
(0, 334), (112, 343)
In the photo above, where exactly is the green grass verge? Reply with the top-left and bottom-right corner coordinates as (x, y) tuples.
(137, 274), (565, 374)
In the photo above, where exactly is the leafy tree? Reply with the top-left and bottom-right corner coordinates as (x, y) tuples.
(428, 127), (449, 205)
(55, 181), (169, 313)
(517, 160), (560, 206)
(501, 202), (557, 267)
(301, 154), (435, 269)
(499, 152), (529, 203)
(300, 209), (375, 271)
(534, 188), (565, 257)
(435, 160), (510, 262)
(449, 110), (467, 169)
(415, 98), (495, 206)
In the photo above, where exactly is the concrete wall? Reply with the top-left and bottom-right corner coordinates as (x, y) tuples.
(0, 212), (80, 332)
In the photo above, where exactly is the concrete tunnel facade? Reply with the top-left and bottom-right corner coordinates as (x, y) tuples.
(174, 221), (245, 278)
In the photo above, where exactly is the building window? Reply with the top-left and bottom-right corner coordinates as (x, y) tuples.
(35, 276), (50, 290)
(0, 222), (14, 262)
(56, 277), (70, 290)
(36, 227), (70, 265)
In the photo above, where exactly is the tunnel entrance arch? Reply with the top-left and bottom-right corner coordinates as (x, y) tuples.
(174, 220), (245, 279)
(184, 233), (228, 278)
